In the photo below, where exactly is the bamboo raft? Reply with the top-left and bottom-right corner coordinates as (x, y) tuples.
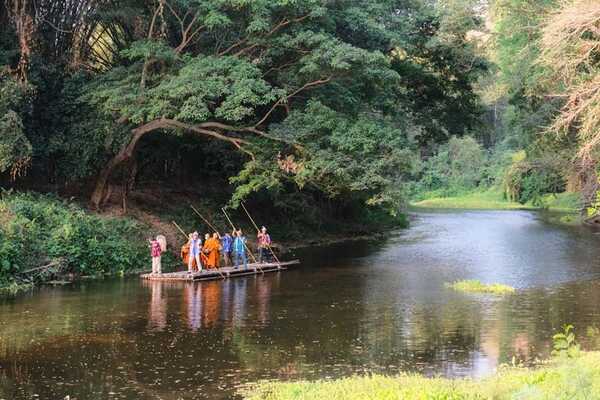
(140, 260), (300, 282)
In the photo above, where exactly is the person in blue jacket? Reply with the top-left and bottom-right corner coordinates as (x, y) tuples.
(232, 229), (248, 270)
(221, 232), (233, 267)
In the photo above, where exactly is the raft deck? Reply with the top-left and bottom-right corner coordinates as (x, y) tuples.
(140, 260), (300, 282)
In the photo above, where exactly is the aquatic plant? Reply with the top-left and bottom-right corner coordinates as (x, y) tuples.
(445, 279), (516, 295)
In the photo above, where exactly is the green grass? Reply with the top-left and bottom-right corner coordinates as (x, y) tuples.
(242, 351), (600, 400)
(411, 189), (580, 214)
(411, 189), (530, 210)
(538, 192), (581, 212)
(446, 279), (516, 295)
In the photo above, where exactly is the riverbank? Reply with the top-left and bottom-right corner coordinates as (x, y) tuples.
(0, 190), (406, 294)
(242, 351), (600, 399)
(0, 192), (152, 294)
(412, 189), (580, 211)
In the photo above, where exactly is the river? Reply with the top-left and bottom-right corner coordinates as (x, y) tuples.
(2, 210), (600, 399)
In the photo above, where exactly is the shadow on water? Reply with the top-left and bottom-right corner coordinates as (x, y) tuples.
(2, 209), (600, 399)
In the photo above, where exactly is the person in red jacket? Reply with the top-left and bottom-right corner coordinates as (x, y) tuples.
(257, 226), (271, 263)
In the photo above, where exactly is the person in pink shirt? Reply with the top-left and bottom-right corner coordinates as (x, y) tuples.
(149, 236), (163, 275)
(257, 226), (271, 263)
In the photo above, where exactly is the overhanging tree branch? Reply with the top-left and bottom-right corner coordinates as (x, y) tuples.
(218, 13), (312, 57)
(89, 117), (256, 208)
(254, 76), (332, 128)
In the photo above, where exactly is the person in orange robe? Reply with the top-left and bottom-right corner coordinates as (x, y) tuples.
(202, 232), (221, 269)
(200, 233), (210, 266)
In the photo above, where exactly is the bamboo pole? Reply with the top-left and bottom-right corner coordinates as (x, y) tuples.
(190, 204), (220, 235)
(172, 221), (188, 239)
(189, 206), (226, 279)
(240, 202), (283, 269)
(221, 207), (261, 272)
(221, 208), (258, 263)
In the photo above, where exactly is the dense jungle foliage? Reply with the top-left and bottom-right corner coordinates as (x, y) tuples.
(0, 0), (599, 287)
(413, 0), (600, 212)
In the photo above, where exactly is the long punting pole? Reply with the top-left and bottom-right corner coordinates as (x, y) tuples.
(172, 221), (188, 239)
(221, 207), (262, 273)
(190, 204), (220, 235)
(189, 205), (226, 280)
(240, 202), (283, 269)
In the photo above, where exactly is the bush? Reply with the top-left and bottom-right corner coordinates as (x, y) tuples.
(503, 151), (566, 205)
(413, 136), (488, 198)
(0, 191), (148, 286)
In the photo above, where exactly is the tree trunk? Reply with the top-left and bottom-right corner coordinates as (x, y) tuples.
(90, 122), (158, 209)
(90, 154), (126, 209)
(122, 156), (138, 213)
(102, 184), (114, 207)
(89, 117), (248, 208)
(9, 0), (34, 83)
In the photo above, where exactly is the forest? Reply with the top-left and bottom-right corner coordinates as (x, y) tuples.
(1, 0), (599, 288)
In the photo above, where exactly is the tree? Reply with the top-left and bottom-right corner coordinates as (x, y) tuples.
(73, 1), (416, 209)
(538, 0), (600, 208)
(0, 0), (487, 217)
(392, 0), (488, 145)
(488, 0), (558, 148)
(0, 74), (32, 179)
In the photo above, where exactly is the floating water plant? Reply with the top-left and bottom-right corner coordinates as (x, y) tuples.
(445, 279), (515, 295)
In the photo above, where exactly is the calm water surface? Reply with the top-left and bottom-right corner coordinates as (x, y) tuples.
(2, 210), (600, 399)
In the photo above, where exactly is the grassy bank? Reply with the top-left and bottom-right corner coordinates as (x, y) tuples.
(411, 189), (527, 209)
(0, 191), (162, 292)
(412, 189), (581, 213)
(243, 351), (600, 400)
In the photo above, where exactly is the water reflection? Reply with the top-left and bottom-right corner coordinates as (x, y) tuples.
(2, 210), (600, 399)
(184, 283), (202, 331)
(146, 280), (167, 332)
(221, 279), (248, 326)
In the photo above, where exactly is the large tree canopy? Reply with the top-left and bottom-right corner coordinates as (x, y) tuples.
(0, 0), (485, 214)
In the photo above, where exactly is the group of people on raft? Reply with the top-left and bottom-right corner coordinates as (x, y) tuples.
(149, 227), (272, 275)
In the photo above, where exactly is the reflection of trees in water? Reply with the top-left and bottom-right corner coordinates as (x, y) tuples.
(362, 278), (600, 375)
(0, 278), (252, 398)
(227, 273), (372, 380)
(0, 279), (138, 355)
(492, 280), (600, 363)
(5, 274), (600, 398)
(357, 298), (483, 374)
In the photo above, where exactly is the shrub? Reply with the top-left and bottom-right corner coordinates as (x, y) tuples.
(0, 191), (148, 286)
(414, 136), (488, 198)
(503, 151), (567, 205)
